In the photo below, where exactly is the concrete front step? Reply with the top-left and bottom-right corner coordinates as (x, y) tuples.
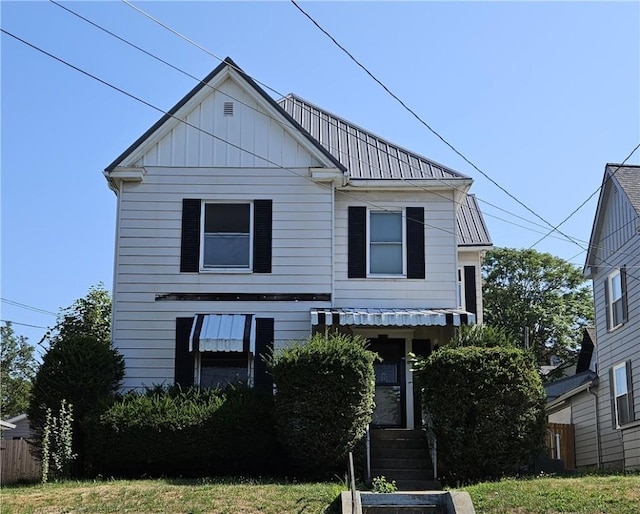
(371, 458), (431, 470)
(372, 448), (430, 460)
(371, 429), (426, 440)
(371, 468), (434, 481)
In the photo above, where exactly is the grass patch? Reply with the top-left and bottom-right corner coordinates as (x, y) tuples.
(461, 474), (640, 514)
(0, 477), (344, 514)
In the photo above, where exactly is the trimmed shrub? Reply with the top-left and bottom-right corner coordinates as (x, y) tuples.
(413, 346), (546, 484)
(269, 332), (376, 477)
(84, 385), (279, 477)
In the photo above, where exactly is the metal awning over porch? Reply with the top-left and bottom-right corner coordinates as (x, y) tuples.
(310, 308), (475, 327)
(189, 314), (255, 353)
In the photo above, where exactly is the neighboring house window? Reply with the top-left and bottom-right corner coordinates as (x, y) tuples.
(606, 268), (628, 330)
(180, 199), (272, 273)
(348, 206), (425, 279)
(611, 361), (634, 428)
(457, 269), (464, 308)
(369, 211), (404, 275)
(202, 203), (251, 269)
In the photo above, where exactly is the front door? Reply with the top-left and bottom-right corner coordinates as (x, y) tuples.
(369, 339), (405, 427)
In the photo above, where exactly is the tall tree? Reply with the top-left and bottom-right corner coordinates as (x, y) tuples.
(483, 248), (594, 366)
(29, 284), (124, 475)
(1, 322), (38, 418)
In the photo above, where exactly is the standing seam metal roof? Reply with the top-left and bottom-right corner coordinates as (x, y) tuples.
(278, 94), (470, 181)
(457, 194), (492, 246)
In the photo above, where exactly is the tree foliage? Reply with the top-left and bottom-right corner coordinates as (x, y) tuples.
(414, 346), (546, 484)
(483, 247), (594, 366)
(1, 322), (38, 418)
(28, 284), (124, 475)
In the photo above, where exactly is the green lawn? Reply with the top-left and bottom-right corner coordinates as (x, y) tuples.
(1, 474), (639, 514)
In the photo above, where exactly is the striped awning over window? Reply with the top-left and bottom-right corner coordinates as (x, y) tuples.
(189, 314), (255, 353)
(310, 308), (475, 327)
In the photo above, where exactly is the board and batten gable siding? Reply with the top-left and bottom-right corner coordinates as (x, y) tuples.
(333, 190), (458, 308)
(591, 184), (640, 469)
(132, 77), (323, 170)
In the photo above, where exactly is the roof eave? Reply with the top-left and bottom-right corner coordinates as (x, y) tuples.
(341, 177), (473, 191)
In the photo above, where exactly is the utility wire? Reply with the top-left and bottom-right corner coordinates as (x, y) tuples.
(117, 0), (612, 249)
(0, 27), (456, 238)
(529, 146), (640, 249)
(1, 319), (50, 329)
(289, 0), (591, 253)
(0, 298), (58, 317)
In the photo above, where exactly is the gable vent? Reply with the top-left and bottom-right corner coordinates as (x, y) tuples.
(223, 101), (234, 116)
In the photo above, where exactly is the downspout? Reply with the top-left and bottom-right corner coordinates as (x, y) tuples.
(587, 386), (601, 469)
(109, 175), (122, 351)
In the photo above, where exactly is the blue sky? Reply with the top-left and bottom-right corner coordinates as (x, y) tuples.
(2, 1), (639, 353)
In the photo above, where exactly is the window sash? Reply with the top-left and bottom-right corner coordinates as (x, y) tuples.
(608, 270), (624, 328)
(368, 211), (404, 275)
(202, 203), (252, 269)
(613, 363), (631, 427)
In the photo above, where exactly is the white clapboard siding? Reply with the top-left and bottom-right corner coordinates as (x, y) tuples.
(333, 190), (457, 308)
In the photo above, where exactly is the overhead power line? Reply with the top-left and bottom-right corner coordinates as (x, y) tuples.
(0, 27), (456, 238)
(0, 297), (58, 316)
(529, 145), (640, 249)
(117, 0), (614, 249)
(1, 319), (50, 329)
(289, 0), (592, 253)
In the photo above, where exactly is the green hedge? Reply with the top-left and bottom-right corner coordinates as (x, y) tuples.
(269, 332), (376, 478)
(84, 386), (280, 477)
(413, 346), (546, 484)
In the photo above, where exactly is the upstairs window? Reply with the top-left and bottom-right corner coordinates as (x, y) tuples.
(607, 268), (627, 329)
(369, 211), (404, 275)
(203, 203), (251, 269)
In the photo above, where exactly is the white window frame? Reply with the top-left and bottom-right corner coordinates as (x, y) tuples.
(608, 269), (624, 329)
(366, 209), (406, 277)
(612, 362), (630, 428)
(200, 201), (253, 272)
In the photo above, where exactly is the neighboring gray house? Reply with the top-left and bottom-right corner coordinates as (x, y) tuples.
(104, 57), (491, 432)
(583, 163), (640, 470)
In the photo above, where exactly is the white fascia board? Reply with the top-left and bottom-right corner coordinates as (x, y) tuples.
(105, 167), (145, 194)
(340, 178), (473, 192)
(457, 245), (493, 252)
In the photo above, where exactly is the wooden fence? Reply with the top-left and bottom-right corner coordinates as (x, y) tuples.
(546, 422), (576, 469)
(1, 439), (41, 484)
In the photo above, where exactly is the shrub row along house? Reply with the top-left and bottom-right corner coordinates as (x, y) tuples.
(104, 58), (491, 431)
(546, 164), (640, 471)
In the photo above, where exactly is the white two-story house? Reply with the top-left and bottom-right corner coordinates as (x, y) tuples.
(105, 58), (491, 430)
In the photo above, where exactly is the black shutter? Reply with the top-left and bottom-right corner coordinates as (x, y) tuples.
(348, 206), (367, 278)
(609, 366), (617, 428)
(175, 317), (194, 388)
(625, 360), (635, 423)
(253, 200), (272, 273)
(464, 266), (478, 315)
(621, 267), (628, 324)
(604, 281), (611, 331)
(254, 318), (274, 393)
(406, 207), (425, 279)
(180, 199), (201, 272)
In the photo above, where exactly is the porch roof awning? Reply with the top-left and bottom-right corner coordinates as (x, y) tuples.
(189, 314), (255, 353)
(310, 308), (475, 327)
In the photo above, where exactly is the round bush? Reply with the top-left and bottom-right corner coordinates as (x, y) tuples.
(413, 346), (546, 484)
(269, 332), (376, 477)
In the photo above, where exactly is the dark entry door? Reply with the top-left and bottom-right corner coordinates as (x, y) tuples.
(369, 339), (405, 427)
